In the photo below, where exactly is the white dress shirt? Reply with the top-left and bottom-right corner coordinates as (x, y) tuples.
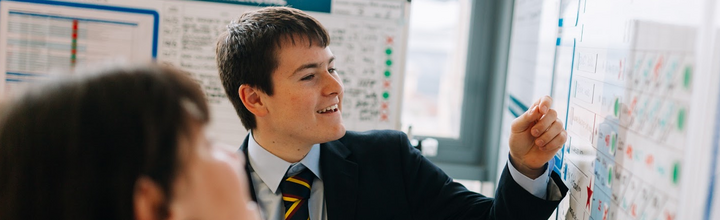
(246, 132), (553, 220)
(507, 155), (555, 200)
(247, 133), (326, 220)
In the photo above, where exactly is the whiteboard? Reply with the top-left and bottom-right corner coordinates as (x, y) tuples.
(0, 0), (410, 146)
(501, 0), (720, 219)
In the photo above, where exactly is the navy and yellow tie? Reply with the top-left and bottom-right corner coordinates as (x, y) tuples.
(281, 168), (314, 220)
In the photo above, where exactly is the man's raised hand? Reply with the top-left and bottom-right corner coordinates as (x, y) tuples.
(508, 95), (567, 179)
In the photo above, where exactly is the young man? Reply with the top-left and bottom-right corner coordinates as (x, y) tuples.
(216, 7), (568, 220)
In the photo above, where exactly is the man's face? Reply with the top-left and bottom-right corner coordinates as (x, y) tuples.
(259, 37), (345, 145)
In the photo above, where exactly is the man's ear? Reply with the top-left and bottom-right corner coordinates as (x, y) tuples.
(239, 84), (268, 117)
(134, 177), (167, 220)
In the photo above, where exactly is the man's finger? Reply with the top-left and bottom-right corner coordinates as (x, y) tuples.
(538, 95), (553, 115)
(542, 129), (567, 152)
(535, 119), (564, 148)
(511, 105), (542, 133)
(530, 109), (558, 137)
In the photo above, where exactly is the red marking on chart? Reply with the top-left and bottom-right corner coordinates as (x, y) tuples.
(605, 135), (610, 146)
(628, 96), (637, 115)
(381, 102), (388, 110)
(626, 145), (633, 158)
(586, 179), (593, 208)
(654, 56), (664, 80)
(381, 113), (388, 121)
(386, 36), (394, 44)
(383, 80), (391, 88)
(645, 155), (654, 166)
(665, 211), (674, 220)
(603, 205), (608, 220)
(631, 203), (638, 217)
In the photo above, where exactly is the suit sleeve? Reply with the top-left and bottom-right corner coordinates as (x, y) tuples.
(396, 131), (568, 220)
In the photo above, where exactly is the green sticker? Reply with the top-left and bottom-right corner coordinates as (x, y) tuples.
(684, 66), (692, 89)
(614, 98), (620, 117)
(672, 162), (680, 185)
(384, 70), (391, 77)
(382, 92), (389, 99)
(385, 48), (392, 55)
(386, 59), (392, 66)
(678, 108), (685, 131)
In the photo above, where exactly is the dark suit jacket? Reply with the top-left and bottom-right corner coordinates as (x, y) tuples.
(240, 130), (568, 220)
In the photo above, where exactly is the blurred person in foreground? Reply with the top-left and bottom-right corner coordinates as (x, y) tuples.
(0, 64), (261, 220)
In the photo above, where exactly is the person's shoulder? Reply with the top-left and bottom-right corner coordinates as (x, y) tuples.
(340, 129), (408, 143)
(336, 129), (411, 158)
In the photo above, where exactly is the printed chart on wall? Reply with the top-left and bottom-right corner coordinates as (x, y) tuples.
(0, 0), (158, 98)
(550, 0), (711, 219)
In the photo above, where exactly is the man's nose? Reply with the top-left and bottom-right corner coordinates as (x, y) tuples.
(322, 72), (343, 96)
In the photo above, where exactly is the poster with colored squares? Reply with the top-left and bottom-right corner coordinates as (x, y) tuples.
(549, 0), (713, 219)
(502, 0), (720, 219)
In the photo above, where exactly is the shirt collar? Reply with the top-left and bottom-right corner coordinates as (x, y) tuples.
(247, 131), (322, 193)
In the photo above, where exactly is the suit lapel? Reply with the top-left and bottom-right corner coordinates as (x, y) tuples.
(320, 139), (358, 220)
(238, 135), (259, 202)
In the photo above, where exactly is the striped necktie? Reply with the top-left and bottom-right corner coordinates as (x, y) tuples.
(281, 168), (315, 220)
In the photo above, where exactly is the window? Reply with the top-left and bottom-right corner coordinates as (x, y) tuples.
(401, 0), (514, 182)
(402, 0), (471, 139)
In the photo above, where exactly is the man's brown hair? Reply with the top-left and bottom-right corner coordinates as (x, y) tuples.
(216, 6), (330, 129)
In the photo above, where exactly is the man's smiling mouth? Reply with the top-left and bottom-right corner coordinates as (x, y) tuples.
(317, 104), (339, 113)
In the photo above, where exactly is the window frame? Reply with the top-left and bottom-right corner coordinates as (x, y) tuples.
(413, 0), (515, 182)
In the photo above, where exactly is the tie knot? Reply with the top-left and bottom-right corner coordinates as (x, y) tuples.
(282, 168), (314, 199)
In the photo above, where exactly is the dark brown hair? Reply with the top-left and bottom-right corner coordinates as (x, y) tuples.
(0, 64), (209, 220)
(216, 6), (330, 129)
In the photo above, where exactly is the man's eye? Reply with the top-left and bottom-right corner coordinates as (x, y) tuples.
(301, 74), (315, 81)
